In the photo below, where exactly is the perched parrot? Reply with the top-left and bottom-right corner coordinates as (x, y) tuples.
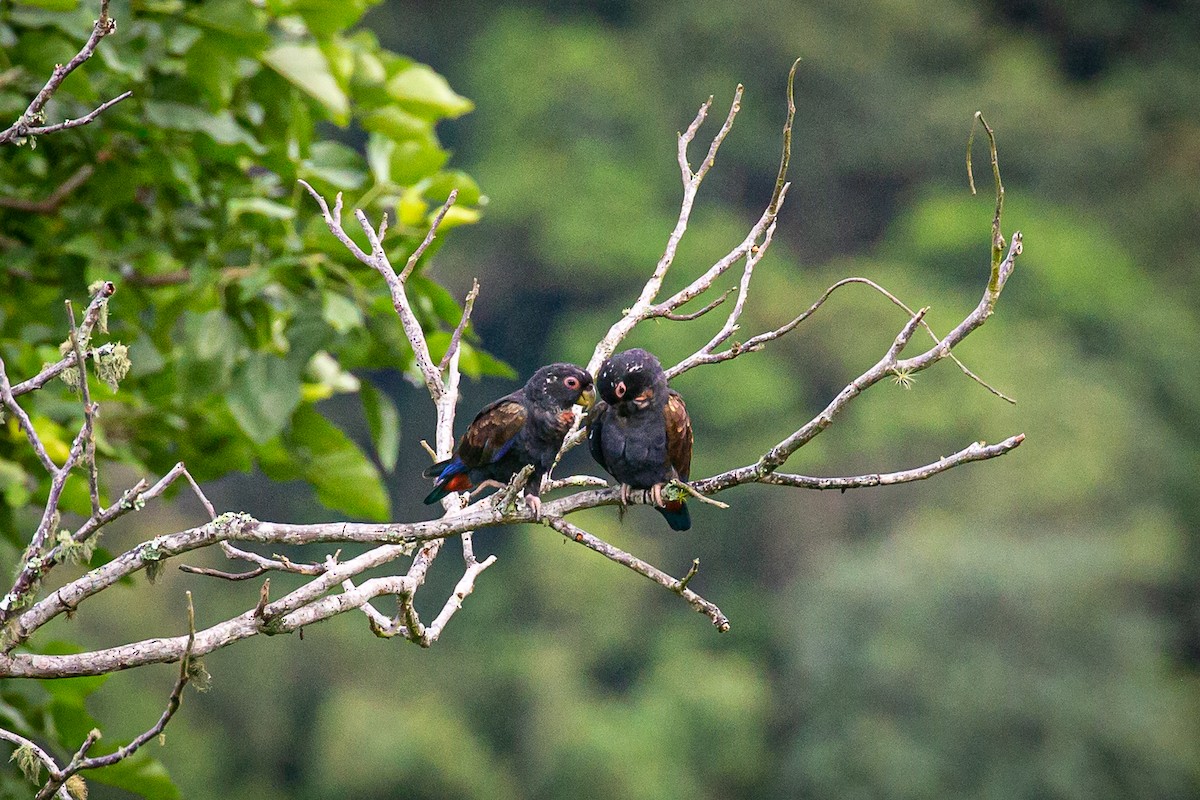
(587, 348), (694, 531)
(423, 363), (594, 517)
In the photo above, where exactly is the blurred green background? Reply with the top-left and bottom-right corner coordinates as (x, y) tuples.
(9, 0), (1200, 797)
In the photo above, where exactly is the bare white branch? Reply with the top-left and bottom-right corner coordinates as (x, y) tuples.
(757, 435), (1026, 490)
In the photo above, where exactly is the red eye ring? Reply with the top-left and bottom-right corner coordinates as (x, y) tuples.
(564, 376), (580, 390)
(615, 381), (627, 399)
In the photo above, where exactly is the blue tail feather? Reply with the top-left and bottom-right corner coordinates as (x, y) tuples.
(423, 457), (469, 505)
(657, 502), (691, 532)
(423, 457), (457, 480)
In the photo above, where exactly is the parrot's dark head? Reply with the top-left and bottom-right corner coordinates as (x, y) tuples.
(524, 363), (595, 410)
(596, 348), (667, 411)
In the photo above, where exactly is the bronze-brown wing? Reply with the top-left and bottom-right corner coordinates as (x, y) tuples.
(459, 398), (527, 466)
(663, 389), (693, 482)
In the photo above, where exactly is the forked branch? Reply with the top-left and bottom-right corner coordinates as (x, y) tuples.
(0, 0), (131, 146)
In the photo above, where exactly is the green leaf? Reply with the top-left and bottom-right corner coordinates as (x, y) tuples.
(366, 134), (394, 185)
(425, 170), (484, 207)
(432, 205), (481, 230)
(87, 749), (181, 800)
(291, 0), (380, 37)
(263, 43), (350, 125)
(387, 135), (450, 186)
(184, 0), (267, 42)
(142, 101), (266, 154)
(0, 458), (31, 509)
(256, 435), (301, 483)
(55, 472), (94, 517)
(304, 351), (360, 397)
(287, 405), (390, 520)
(180, 310), (244, 395)
(301, 140), (368, 190)
(360, 381), (401, 472)
(186, 310), (242, 363)
(408, 275), (465, 327)
(183, 37), (242, 109)
(226, 354), (303, 444)
(321, 292), (364, 334)
(227, 197), (297, 223)
(386, 63), (474, 119)
(287, 311), (336, 369)
(361, 105), (433, 141)
(35, 642), (107, 748)
(12, 0), (79, 10)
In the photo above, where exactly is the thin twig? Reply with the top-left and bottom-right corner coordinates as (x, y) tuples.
(670, 479), (729, 508)
(65, 300), (100, 517)
(401, 190), (458, 282)
(178, 564), (269, 581)
(11, 281), (115, 397)
(0, 355), (57, 473)
(659, 286), (736, 321)
(253, 579), (271, 620)
(677, 558), (701, 592)
(769, 58), (800, 216)
(585, 84), (747, 378)
(542, 474), (610, 492)
(667, 274), (1014, 403)
(181, 465), (216, 520)
(0, 0), (127, 146)
(968, 112), (1006, 275)
(14, 343), (109, 397)
(544, 516), (730, 632)
(419, 554), (497, 644)
(180, 541), (325, 579)
(438, 278), (480, 371)
(35, 592), (197, 800)
(0, 164), (95, 213)
(18, 91), (132, 140)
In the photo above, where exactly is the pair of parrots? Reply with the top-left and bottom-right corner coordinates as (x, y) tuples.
(423, 349), (694, 531)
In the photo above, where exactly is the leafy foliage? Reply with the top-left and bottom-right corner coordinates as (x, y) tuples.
(0, 0), (491, 795)
(0, 0), (498, 536)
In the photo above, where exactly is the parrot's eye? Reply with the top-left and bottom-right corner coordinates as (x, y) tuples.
(614, 381), (627, 398)
(564, 376), (581, 390)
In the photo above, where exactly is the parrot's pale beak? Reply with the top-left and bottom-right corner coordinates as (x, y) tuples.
(577, 386), (596, 409)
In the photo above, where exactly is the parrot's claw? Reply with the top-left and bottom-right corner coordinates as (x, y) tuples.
(525, 494), (542, 520)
